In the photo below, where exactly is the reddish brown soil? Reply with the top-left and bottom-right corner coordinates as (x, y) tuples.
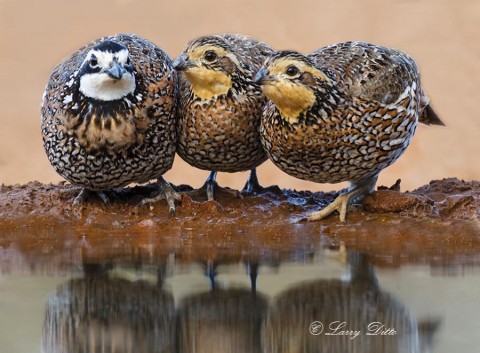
(0, 178), (479, 271)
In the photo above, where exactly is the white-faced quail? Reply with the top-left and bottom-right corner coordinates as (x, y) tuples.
(41, 34), (180, 213)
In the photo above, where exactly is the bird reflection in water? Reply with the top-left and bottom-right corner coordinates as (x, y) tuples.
(177, 288), (268, 353)
(41, 264), (175, 353)
(263, 253), (439, 353)
(177, 259), (266, 353)
(41, 254), (438, 353)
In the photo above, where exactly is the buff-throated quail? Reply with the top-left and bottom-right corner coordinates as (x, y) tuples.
(254, 41), (444, 222)
(41, 34), (180, 214)
(173, 33), (275, 201)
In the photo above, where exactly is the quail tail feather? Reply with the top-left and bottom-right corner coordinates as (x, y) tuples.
(419, 104), (445, 126)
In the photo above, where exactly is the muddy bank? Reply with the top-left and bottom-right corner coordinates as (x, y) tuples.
(1, 178), (478, 221)
(0, 178), (479, 270)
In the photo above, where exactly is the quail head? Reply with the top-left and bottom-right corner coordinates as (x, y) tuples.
(41, 34), (180, 214)
(173, 33), (275, 201)
(254, 41), (444, 222)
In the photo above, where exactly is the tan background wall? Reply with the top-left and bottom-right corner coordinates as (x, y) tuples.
(0, 0), (478, 192)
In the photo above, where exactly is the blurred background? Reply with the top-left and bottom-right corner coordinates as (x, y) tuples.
(0, 0), (478, 192)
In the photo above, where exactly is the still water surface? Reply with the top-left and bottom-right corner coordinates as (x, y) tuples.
(1, 235), (480, 353)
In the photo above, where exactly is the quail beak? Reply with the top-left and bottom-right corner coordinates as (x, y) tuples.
(106, 60), (125, 80)
(173, 54), (195, 71)
(253, 68), (275, 85)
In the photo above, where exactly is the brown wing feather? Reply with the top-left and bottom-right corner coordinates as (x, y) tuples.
(308, 41), (444, 125)
(308, 41), (418, 104)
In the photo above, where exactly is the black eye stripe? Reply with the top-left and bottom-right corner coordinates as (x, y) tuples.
(80, 52), (135, 77)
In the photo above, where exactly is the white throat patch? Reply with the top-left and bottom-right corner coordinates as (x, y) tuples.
(79, 49), (136, 101)
(80, 72), (136, 101)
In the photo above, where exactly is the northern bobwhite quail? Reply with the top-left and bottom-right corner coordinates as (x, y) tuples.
(173, 33), (275, 201)
(41, 34), (180, 214)
(254, 41), (444, 222)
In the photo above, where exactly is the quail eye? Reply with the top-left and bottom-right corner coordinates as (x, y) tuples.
(126, 57), (131, 65)
(204, 51), (217, 62)
(89, 57), (98, 68)
(286, 65), (299, 76)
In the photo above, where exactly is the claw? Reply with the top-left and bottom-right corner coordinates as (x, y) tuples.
(304, 176), (378, 222)
(306, 193), (350, 222)
(296, 216), (309, 223)
(96, 191), (111, 205)
(73, 189), (89, 205)
(72, 189), (111, 205)
(140, 177), (182, 215)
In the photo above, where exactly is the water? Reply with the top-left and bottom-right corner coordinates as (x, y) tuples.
(1, 240), (480, 353)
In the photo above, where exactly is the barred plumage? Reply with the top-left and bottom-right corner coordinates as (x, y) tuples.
(173, 33), (275, 200)
(255, 41), (443, 221)
(41, 34), (180, 211)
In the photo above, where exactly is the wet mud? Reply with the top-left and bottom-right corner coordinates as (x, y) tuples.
(0, 178), (479, 270)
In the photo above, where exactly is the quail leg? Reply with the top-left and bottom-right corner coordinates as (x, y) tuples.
(305, 176), (378, 222)
(247, 262), (259, 295)
(187, 171), (243, 201)
(140, 177), (182, 217)
(205, 260), (218, 291)
(241, 168), (281, 195)
(241, 169), (264, 194)
(72, 188), (112, 205)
